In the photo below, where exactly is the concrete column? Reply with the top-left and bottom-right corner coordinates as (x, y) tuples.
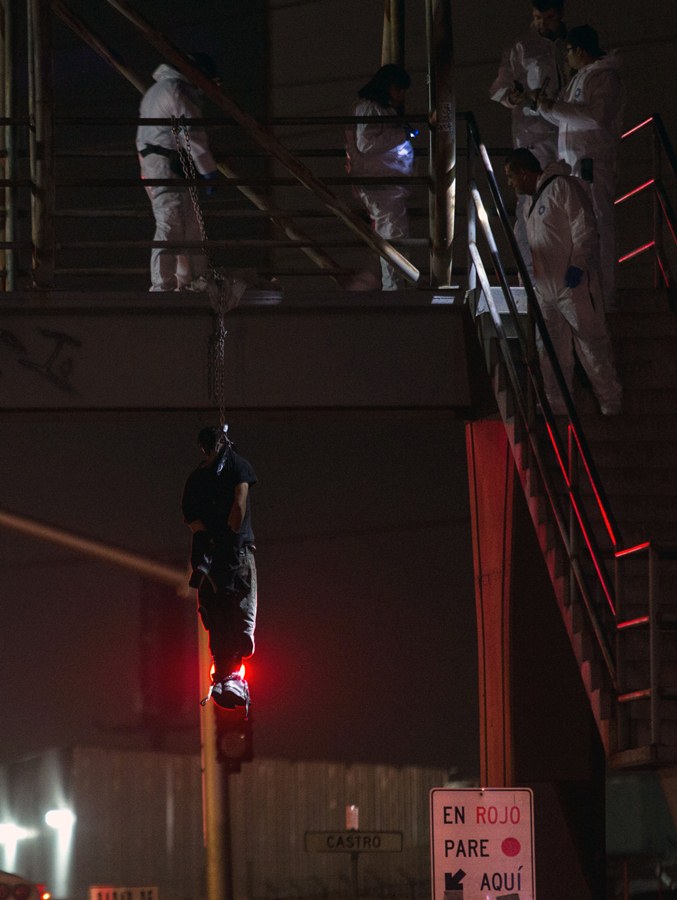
(465, 419), (516, 786)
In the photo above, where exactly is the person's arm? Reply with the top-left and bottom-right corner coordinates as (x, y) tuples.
(228, 482), (249, 534)
(539, 69), (620, 131)
(490, 43), (522, 106)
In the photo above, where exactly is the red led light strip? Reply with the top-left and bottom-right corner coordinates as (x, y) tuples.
(621, 116), (654, 140)
(614, 179), (655, 205)
(569, 424), (617, 545)
(618, 240), (655, 264)
(615, 541), (651, 558)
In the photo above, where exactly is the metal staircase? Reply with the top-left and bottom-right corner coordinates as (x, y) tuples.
(464, 111), (677, 769)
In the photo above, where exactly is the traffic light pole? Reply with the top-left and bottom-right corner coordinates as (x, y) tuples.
(199, 618), (235, 900)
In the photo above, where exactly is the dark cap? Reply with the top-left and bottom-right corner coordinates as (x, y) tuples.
(567, 25), (606, 58)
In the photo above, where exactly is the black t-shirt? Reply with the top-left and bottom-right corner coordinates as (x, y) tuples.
(182, 447), (257, 548)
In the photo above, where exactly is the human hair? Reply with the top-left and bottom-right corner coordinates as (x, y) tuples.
(357, 64), (411, 109)
(566, 24), (605, 58)
(197, 424), (233, 455)
(532, 0), (563, 11)
(504, 148), (543, 174)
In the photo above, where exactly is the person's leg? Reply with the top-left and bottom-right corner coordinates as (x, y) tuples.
(565, 282), (623, 414)
(536, 291), (575, 415)
(140, 155), (181, 291)
(358, 187), (410, 290)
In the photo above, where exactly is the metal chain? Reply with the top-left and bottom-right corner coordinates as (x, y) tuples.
(172, 118), (228, 426)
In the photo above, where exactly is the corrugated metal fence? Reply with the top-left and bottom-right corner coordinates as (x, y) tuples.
(4, 748), (450, 900)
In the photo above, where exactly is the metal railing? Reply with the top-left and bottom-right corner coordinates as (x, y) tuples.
(0, 0), (461, 291)
(463, 109), (624, 710)
(616, 113), (677, 307)
(464, 109), (677, 758)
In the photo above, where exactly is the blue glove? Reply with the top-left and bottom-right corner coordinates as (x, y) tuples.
(203, 170), (218, 197)
(565, 265), (584, 289)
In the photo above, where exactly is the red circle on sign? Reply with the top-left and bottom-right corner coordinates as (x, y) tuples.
(502, 837), (521, 857)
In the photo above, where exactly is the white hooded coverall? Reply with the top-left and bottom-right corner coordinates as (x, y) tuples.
(136, 64), (218, 291)
(345, 99), (414, 290)
(490, 25), (570, 272)
(539, 52), (624, 310)
(525, 160), (622, 415)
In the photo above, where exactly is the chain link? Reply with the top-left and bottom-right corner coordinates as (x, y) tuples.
(172, 118), (229, 426)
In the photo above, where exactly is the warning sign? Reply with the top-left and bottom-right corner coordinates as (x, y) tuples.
(430, 788), (535, 899)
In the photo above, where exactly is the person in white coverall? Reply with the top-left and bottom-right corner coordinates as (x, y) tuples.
(504, 148), (622, 416)
(345, 64), (415, 291)
(136, 55), (220, 292)
(537, 25), (623, 311)
(490, 0), (570, 273)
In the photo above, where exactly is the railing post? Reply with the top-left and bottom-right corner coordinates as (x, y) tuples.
(28, 0), (55, 287)
(652, 120), (664, 293)
(465, 117), (477, 294)
(568, 424), (579, 610)
(381, 0), (405, 67)
(2, 0), (17, 289)
(426, 0), (455, 286)
(648, 543), (660, 746)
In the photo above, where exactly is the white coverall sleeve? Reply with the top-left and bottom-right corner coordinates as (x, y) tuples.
(540, 69), (621, 131)
(490, 44), (521, 106)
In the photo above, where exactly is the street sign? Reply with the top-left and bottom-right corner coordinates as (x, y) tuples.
(305, 831), (403, 853)
(430, 788), (535, 899)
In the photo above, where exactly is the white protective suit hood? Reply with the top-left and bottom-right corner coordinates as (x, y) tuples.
(151, 63), (193, 86)
(136, 62), (216, 174)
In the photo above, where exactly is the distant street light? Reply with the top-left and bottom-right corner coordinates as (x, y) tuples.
(0, 823), (37, 871)
(45, 809), (77, 897)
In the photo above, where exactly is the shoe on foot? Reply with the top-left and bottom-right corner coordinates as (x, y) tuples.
(211, 672), (250, 711)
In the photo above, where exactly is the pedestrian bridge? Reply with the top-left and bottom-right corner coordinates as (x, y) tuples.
(0, 287), (486, 414)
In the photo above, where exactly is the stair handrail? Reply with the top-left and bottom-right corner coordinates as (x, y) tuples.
(467, 199), (617, 685)
(617, 113), (677, 303)
(463, 110), (623, 683)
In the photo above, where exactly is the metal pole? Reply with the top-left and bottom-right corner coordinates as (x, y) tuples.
(102, 0), (419, 285)
(28, 0), (55, 287)
(426, 0), (455, 286)
(0, 0), (6, 288)
(199, 639), (234, 900)
(648, 544), (660, 746)
(652, 121), (663, 293)
(350, 852), (359, 900)
(381, 0), (405, 67)
(51, 0), (351, 286)
(3, 0), (16, 289)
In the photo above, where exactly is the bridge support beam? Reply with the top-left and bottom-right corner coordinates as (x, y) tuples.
(466, 419), (516, 787)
